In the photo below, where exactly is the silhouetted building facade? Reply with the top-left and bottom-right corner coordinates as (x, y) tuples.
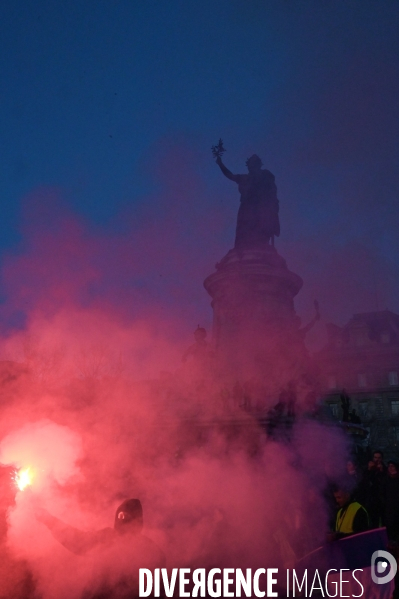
(316, 310), (399, 454)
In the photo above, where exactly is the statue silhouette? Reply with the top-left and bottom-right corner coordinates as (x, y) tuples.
(215, 152), (280, 249)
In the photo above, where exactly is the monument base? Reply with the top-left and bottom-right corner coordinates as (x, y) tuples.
(204, 246), (309, 395)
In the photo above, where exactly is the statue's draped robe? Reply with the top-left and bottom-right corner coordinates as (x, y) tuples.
(229, 169), (280, 249)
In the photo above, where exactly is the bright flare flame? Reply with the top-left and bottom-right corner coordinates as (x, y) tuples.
(15, 467), (33, 491)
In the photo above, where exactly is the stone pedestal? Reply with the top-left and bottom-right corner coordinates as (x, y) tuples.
(204, 247), (307, 392)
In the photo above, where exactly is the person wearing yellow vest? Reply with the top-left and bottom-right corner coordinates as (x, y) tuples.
(332, 487), (369, 540)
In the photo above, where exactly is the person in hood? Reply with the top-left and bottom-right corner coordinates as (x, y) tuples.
(36, 499), (165, 598)
(36, 498), (163, 559)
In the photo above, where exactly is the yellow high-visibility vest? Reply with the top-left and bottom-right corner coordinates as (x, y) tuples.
(335, 502), (367, 534)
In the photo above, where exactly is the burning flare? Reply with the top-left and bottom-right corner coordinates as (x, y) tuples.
(15, 467), (33, 491)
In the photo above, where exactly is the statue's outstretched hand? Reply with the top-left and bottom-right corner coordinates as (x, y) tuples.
(215, 155), (222, 166)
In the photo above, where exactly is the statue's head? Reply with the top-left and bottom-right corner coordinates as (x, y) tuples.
(246, 154), (262, 173)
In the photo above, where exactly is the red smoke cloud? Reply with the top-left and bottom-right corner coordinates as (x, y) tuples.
(0, 173), (351, 598)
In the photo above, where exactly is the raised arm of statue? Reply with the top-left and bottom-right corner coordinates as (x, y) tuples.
(216, 156), (240, 183)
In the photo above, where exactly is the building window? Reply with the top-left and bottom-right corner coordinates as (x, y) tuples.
(393, 427), (399, 443)
(389, 371), (399, 386)
(329, 403), (338, 418)
(359, 401), (368, 418)
(358, 373), (367, 388)
(327, 375), (337, 390)
(381, 333), (390, 344)
(391, 401), (399, 416)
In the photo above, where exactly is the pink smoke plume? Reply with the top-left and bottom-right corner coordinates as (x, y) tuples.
(0, 177), (352, 599)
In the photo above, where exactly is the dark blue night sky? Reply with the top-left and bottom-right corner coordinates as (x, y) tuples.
(1, 1), (399, 345)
